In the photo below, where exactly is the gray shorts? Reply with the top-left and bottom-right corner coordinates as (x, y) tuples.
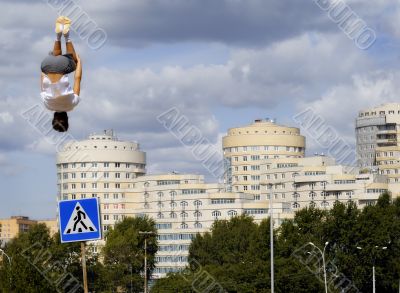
(41, 53), (76, 75)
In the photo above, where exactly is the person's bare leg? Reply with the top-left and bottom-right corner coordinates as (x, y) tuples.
(53, 40), (62, 56)
(66, 41), (78, 63)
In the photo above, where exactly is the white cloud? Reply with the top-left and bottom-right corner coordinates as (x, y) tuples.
(0, 112), (14, 124)
(296, 70), (400, 154)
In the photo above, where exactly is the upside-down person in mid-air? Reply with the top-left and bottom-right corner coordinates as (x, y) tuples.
(41, 16), (82, 132)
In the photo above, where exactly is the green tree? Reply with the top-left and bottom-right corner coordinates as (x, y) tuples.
(0, 223), (95, 293)
(102, 216), (158, 292)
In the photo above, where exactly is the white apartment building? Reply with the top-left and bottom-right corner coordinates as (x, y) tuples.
(55, 123), (392, 280)
(56, 130), (146, 202)
(260, 156), (388, 211)
(356, 103), (400, 195)
(222, 119), (306, 198)
(56, 131), (291, 279)
(126, 174), (289, 278)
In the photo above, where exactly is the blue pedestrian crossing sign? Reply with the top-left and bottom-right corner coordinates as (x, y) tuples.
(59, 198), (101, 243)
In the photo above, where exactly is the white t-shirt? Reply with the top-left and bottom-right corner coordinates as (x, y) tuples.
(41, 74), (80, 112)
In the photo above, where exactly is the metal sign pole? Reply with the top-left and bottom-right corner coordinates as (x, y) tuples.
(81, 242), (89, 293)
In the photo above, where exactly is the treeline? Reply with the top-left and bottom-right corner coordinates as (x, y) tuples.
(0, 216), (157, 293)
(153, 193), (400, 292)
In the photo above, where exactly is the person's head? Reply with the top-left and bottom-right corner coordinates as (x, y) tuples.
(52, 112), (69, 132)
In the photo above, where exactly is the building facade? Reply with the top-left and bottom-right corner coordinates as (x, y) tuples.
(0, 216), (57, 243)
(126, 174), (291, 278)
(222, 119), (306, 197)
(260, 156), (388, 211)
(356, 103), (400, 195)
(56, 130), (146, 202)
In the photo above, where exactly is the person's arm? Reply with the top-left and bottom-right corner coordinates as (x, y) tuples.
(73, 55), (82, 95)
(41, 73), (45, 91)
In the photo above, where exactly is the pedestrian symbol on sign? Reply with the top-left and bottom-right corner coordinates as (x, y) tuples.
(63, 202), (98, 234)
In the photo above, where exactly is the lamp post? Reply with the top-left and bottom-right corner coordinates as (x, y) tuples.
(308, 241), (329, 293)
(139, 231), (156, 293)
(0, 248), (11, 290)
(357, 245), (387, 293)
(268, 183), (275, 293)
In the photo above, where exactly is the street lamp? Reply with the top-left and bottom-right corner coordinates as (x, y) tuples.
(0, 248), (11, 290)
(139, 231), (156, 293)
(357, 245), (387, 293)
(308, 241), (329, 293)
(268, 183), (275, 293)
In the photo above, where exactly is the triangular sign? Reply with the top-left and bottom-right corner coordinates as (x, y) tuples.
(63, 202), (98, 235)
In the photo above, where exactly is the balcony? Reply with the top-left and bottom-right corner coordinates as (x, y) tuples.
(376, 138), (398, 146)
(377, 129), (397, 135)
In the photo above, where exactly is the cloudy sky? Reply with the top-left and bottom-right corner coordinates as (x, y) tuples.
(1, 0), (400, 219)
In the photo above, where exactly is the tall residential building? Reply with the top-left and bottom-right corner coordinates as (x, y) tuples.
(356, 103), (400, 168)
(125, 174), (291, 278)
(260, 156), (388, 211)
(56, 130), (146, 202)
(356, 103), (400, 195)
(55, 130), (292, 279)
(222, 119), (306, 197)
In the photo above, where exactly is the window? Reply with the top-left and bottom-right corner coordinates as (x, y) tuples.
(126, 173), (130, 179)
(113, 193), (118, 199)
(180, 201), (188, 207)
(113, 215), (119, 221)
(180, 212), (188, 218)
(211, 199), (235, 204)
(194, 211), (202, 217)
(182, 189), (206, 195)
(104, 162), (109, 168)
(104, 193), (109, 199)
(180, 223), (188, 229)
(244, 209), (268, 215)
(81, 194), (86, 199)
(81, 173), (86, 179)
(104, 183), (109, 188)
(92, 183), (97, 189)
(71, 173), (76, 179)
(228, 210), (237, 217)
(71, 194), (76, 199)
(104, 204), (109, 210)
(194, 200), (202, 207)
(212, 211), (221, 218)
(104, 172), (109, 178)
(115, 163), (121, 168)
(157, 180), (180, 185)
(115, 183), (120, 188)
(194, 222), (203, 228)
(81, 183), (86, 189)
(170, 212), (177, 219)
(157, 213), (164, 219)
(103, 215), (109, 221)
(92, 172), (97, 178)
(115, 173), (121, 178)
